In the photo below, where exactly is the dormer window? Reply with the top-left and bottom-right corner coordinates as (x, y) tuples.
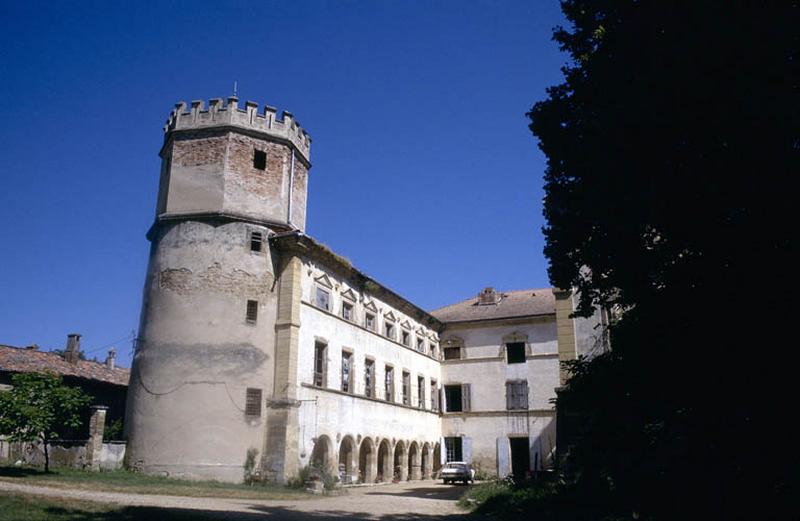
(342, 301), (353, 321)
(384, 321), (395, 340)
(365, 313), (375, 331)
(315, 287), (330, 311)
(401, 330), (410, 346)
(416, 337), (425, 353)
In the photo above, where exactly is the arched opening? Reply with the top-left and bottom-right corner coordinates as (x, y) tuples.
(408, 441), (420, 480)
(358, 437), (375, 484)
(421, 442), (431, 479)
(377, 439), (392, 482)
(311, 435), (335, 476)
(433, 442), (442, 477)
(338, 435), (357, 485)
(393, 440), (407, 481)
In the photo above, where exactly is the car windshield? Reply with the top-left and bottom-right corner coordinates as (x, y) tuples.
(445, 463), (466, 469)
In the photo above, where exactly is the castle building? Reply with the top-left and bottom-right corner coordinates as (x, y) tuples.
(124, 97), (606, 483)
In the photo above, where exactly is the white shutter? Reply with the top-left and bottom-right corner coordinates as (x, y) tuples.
(529, 436), (541, 471)
(439, 437), (447, 465)
(462, 437), (472, 464)
(461, 384), (471, 412)
(496, 437), (510, 477)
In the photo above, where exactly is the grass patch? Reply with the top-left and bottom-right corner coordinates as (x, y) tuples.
(0, 492), (239, 520)
(459, 477), (628, 521)
(0, 465), (309, 501)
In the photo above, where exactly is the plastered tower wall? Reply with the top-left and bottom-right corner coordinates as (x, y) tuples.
(125, 98), (311, 482)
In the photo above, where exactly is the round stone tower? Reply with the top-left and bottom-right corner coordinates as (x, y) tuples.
(125, 97), (311, 482)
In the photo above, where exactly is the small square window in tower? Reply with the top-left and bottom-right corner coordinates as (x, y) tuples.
(506, 342), (526, 364)
(250, 231), (263, 252)
(253, 149), (267, 170)
(245, 388), (262, 417)
(246, 300), (258, 323)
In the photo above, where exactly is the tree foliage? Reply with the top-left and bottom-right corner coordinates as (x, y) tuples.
(529, 2), (798, 520)
(0, 372), (92, 472)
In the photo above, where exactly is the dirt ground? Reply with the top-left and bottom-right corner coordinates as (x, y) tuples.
(0, 478), (476, 520)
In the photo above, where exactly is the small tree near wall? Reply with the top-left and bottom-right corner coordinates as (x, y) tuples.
(0, 372), (92, 472)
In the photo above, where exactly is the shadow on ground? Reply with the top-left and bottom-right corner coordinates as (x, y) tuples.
(35, 504), (476, 520)
(364, 485), (471, 500)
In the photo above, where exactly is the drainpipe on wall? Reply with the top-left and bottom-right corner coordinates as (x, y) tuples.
(287, 148), (295, 228)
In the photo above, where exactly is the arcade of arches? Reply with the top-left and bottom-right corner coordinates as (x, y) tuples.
(310, 434), (441, 484)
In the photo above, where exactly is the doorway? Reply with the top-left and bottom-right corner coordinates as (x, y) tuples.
(509, 437), (530, 480)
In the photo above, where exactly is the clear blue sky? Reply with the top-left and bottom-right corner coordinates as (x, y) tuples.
(0, 1), (567, 367)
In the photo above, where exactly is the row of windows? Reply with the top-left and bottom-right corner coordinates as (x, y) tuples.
(441, 380), (529, 412)
(314, 286), (438, 357)
(313, 341), (441, 411)
(443, 341), (527, 364)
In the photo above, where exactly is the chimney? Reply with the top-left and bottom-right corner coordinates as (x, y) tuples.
(65, 333), (81, 364)
(477, 287), (500, 305)
(105, 347), (116, 370)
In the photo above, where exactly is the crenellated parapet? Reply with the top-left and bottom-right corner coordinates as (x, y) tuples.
(164, 96), (311, 163)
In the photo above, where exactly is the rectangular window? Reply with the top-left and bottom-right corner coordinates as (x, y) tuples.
(253, 149), (267, 170)
(385, 366), (394, 402)
(365, 313), (375, 331)
(443, 345), (461, 360)
(341, 351), (353, 393)
(245, 388), (262, 416)
(246, 300), (258, 323)
(401, 330), (410, 346)
(250, 231), (263, 252)
(384, 321), (395, 340)
(506, 380), (529, 410)
(402, 371), (410, 405)
(431, 380), (439, 411)
(416, 337), (425, 353)
(315, 287), (330, 311)
(364, 359), (375, 398)
(506, 342), (526, 364)
(342, 301), (353, 321)
(313, 341), (326, 387)
(444, 437), (463, 462)
(444, 384), (471, 412)
(417, 376), (425, 409)
(430, 344), (438, 359)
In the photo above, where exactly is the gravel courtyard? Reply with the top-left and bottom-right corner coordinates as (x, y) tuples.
(0, 479), (475, 520)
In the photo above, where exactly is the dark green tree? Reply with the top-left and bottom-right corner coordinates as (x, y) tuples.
(0, 372), (92, 472)
(529, 2), (798, 520)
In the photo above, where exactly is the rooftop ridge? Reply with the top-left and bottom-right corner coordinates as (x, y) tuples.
(164, 97), (311, 162)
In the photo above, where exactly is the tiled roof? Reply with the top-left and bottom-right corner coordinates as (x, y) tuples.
(430, 288), (556, 323)
(0, 344), (129, 386)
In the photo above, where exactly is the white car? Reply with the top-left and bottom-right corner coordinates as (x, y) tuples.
(440, 461), (475, 484)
